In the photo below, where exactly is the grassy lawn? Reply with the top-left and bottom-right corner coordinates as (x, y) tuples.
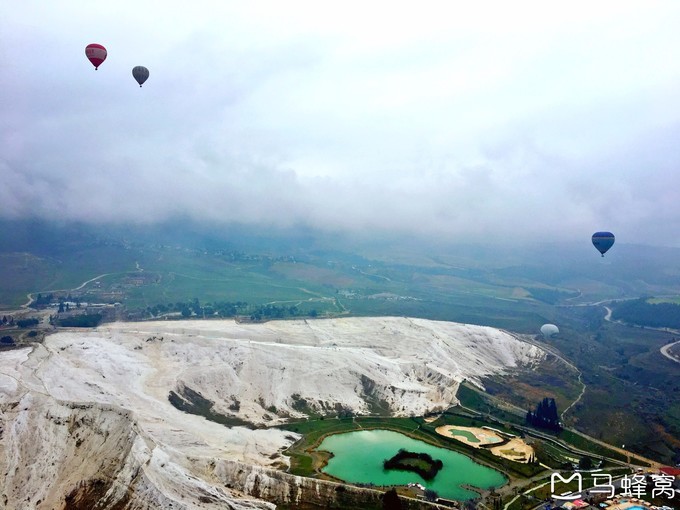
(277, 414), (546, 481)
(558, 430), (629, 464)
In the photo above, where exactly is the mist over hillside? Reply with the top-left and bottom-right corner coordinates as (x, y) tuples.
(3, 218), (680, 271)
(1, 218), (679, 465)
(2, 219), (680, 302)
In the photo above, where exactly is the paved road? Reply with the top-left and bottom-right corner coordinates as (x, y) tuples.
(601, 305), (680, 365)
(660, 339), (680, 365)
(566, 428), (661, 470)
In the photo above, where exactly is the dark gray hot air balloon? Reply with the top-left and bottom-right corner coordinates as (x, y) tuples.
(132, 66), (149, 87)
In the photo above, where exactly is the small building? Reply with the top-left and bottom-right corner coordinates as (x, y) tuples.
(658, 467), (680, 477)
(658, 467), (680, 489)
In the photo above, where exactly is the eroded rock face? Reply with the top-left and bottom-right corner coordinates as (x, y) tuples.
(1, 398), (136, 509)
(0, 397), (276, 509)
(0, 318), (544, 508)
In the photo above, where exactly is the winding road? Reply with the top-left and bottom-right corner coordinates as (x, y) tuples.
(566, 299), (680, 365)
(660, 339), (680, 364)
(600, 304), (680, 364)
(22, 272), (116, 309)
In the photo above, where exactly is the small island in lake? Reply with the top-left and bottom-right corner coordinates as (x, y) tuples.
(383, 449), (444, 480)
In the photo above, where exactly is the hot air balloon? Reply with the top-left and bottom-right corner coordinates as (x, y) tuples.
(132, 66), (149, 87)
(540, 324), (559, 338)
(85, 43), (107, 70)
(592, 232), (615, 257)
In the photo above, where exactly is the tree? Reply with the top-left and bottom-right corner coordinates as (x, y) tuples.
(526, 397), (561, 431)
(578, 456), (593, 470)
(58, 314), (102, 328)
(17, 318), (39, 328)
(424, 489), (439, 502)
(382, 489), (402, 510)
(465, 499), (477, 510)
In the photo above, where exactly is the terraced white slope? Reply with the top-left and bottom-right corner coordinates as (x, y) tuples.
(0, 317), (543, 509)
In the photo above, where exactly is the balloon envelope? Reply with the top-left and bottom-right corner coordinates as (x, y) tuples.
(132, 66), (149, 87)
(540, 324), (559, 338)
(592, 232), (615, 257)
(85, 43), (107, 70)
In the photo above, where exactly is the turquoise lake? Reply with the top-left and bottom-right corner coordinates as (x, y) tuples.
(317, 429), (507, 500)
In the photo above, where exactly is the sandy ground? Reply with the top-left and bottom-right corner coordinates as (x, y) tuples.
(489, 437), (534, 463)
(435, 425), (504, 446)
(435, 425), (535, 463)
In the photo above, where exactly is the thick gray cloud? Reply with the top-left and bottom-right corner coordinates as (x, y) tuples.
(2, 1), (680, 245)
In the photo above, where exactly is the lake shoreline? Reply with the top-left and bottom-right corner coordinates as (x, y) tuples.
(314, 428), (507, 501)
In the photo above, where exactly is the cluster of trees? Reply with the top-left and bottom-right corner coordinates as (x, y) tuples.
(146, 300), (250, 318)
(146, 300), (319, 321)
(34, 293), (82, 309)
(529, 288), (579, 304)
(58, 301), (81, 313)
(382, 488), (402, 510)
(383, 449), (443, 480)
(526, 397), (561, 431)
(424, 489), (439, 502)
(58, 314), (102, 328)
(578, 456), (594, 470)
(612, 298), (680, 329)
(34, 293), (54, 306)
(1, 316), (15, 326)
(249, 304), (302, 321)
(17, 318), (40, 328)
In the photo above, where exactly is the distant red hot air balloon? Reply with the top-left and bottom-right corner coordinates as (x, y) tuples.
(85, 43), (107, 70)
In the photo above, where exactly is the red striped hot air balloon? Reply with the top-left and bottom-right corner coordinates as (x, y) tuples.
(85, 43), (107, 70)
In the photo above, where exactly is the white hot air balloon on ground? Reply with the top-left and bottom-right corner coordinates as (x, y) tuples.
(540, 324), (559, 338)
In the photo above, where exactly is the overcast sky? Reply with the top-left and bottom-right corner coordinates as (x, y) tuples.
(2, 1), (680, 246)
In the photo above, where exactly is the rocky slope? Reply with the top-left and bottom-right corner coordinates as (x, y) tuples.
(0, 317), (544, 509)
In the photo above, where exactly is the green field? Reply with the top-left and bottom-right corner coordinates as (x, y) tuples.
(1, 220), (679, 464)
